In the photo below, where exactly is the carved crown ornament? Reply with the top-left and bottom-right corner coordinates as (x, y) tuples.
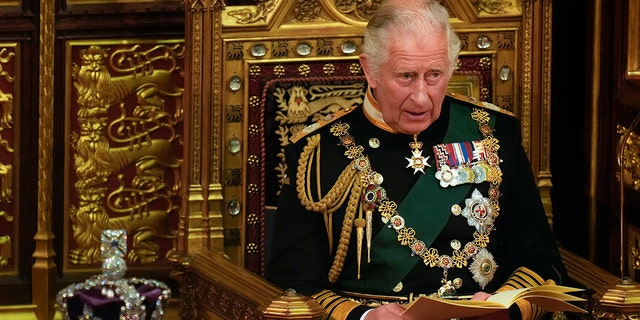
(221, 0), (523, 27)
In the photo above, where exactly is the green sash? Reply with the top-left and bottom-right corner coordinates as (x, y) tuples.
(339, 102), (496, 293)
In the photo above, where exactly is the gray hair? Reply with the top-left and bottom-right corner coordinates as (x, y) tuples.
(361, 0), (461, 78)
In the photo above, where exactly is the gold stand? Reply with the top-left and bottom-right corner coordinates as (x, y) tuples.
(597, 277), (640, 319)
(263, 289), (325, 320)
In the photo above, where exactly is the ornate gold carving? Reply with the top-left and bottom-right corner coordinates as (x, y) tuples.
(458, 33), (469, 51)
(0, 49), (14, 130)
(225, 104), (243, 122)
(35, 1), (57, 319)
(318, 39), (334, 56)
(630, 225), (640, 278)
(333, 0), (379, 21)
(0, 161), (12, 205)
(627, 0), (640, 81)
(497, 31), (515, 50)
(177, 252), (282, 319)
(541, 0), (553, 172)
(69, 44), (184, 264)
(227, 0), (278, 24)
(471, 0), (514, 15)
(0, 211), (13, 267)
(0, 235), (9, 268)
(294, 0), (321, 22)
(495, 95), (513, 110)
(272, 41), (289, 58)
(0, 47), (15, 208)
(617, 124), (640, 191)
(224, 168), (241, 186)
(0, 46), (15, 270)
(520, 0), (532, 154)
(226, 42), (244, 60)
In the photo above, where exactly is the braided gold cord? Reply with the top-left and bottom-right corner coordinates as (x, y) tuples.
(328, 170), (365, 283)
(294, 133), (366, 282)
(297, 134), (359, 214)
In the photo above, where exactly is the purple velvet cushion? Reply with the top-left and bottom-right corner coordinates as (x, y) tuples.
(65, 284), (162, 320)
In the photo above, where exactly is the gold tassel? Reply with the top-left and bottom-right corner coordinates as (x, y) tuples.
(366, 210), (373, 263)
(354, 218), (366, 279)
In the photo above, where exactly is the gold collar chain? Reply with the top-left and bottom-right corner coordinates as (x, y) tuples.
(329, 108), (503, 292)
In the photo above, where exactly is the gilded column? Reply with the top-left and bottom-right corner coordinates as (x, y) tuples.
(33, 0), (58, 319)
(182, 0), (226, 254)
(538, 0), (554, 228)
(522, 0), (554, 227)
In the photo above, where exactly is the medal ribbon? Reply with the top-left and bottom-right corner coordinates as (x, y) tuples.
(434, 140), (487, 170)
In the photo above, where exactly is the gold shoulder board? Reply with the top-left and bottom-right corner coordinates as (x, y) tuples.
(290, 106), (359, 144)
(447, 92), (515, 117)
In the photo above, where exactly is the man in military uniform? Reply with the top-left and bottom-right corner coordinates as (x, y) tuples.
(266, 0), (567, 319)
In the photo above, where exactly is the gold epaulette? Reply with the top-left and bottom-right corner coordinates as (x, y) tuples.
(290, 106), (360, 144)
(447, 92), (515, 117)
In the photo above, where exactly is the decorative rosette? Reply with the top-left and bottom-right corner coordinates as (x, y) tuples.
(461, 189), (496, 234)
(435, 165), (458, 187)
(469, 248), (498, 289)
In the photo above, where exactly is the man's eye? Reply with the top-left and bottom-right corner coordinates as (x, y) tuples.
(401, 73), (414, 79)
(427, 72), (441, 79)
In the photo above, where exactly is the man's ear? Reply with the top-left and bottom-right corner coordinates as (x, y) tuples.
(359, 53), (377, 88)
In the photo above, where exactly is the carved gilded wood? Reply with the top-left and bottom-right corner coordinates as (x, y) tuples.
(181, 0), (227, 257)
(34, 0), (57, 319)
(628, 0), (640, 83)
(0, 43), (17, 275)
(0, 0), (21, 7)
(63, 40), (184, 268)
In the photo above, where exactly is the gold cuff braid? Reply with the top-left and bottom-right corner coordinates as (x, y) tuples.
(495, 266), (557, 320)
(312, 290), (361, 320)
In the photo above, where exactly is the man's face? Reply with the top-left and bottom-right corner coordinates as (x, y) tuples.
(361, 30), (451, 135)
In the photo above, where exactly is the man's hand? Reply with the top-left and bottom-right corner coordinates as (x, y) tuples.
(471, 292), (493, 301)
(362, 303), (406, 319)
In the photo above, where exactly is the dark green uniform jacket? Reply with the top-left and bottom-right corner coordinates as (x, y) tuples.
(266, 93), (567, 320)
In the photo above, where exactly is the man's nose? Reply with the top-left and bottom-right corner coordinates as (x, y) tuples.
(410, 79), (431, 104)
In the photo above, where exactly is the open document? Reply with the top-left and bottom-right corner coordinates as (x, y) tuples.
(401, 285), (587, 320)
